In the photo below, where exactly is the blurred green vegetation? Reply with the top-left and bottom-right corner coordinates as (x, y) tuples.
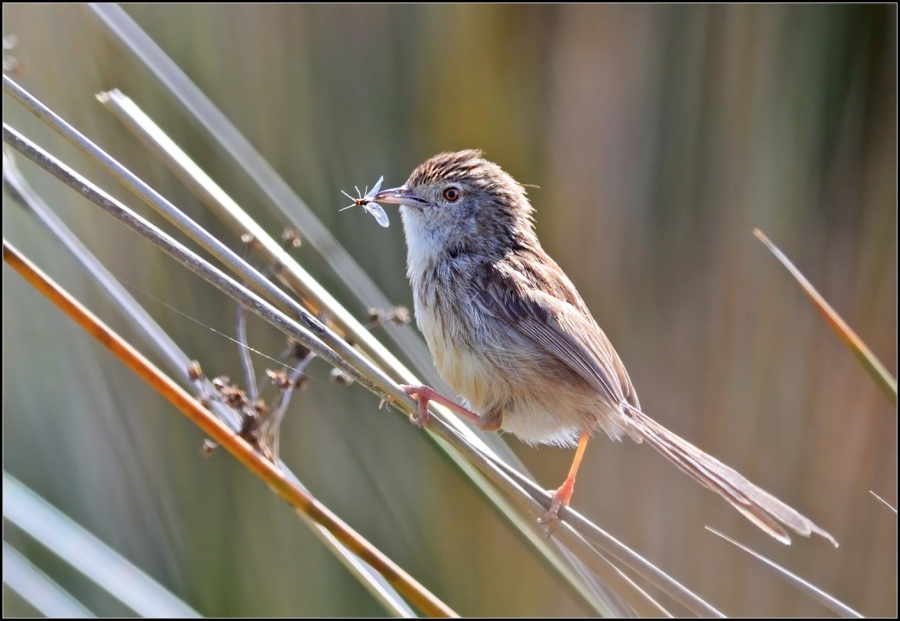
(3, 4), (895, 617)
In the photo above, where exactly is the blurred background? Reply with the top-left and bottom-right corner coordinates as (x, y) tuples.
(3, 4), (895, 617)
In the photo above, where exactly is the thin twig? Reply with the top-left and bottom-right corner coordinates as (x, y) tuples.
(754, 228), (896, 407)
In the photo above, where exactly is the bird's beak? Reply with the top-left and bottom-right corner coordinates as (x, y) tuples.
(371, 185), (426, 209)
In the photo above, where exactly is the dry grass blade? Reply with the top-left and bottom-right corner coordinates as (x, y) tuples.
(754, 228), (896, 407)
(706, 527), (862, 617)
(868, 490), (897, 514)
(2, 239), (458, 618)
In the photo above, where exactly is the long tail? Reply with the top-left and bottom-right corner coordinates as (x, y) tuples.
(623, 404), (837, 546)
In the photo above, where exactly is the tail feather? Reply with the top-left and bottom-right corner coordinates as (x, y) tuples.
(623, 405), (837, 547)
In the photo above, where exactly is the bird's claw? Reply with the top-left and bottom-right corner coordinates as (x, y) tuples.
(538, 494), (564, 537)
(401, 385), (431, 428)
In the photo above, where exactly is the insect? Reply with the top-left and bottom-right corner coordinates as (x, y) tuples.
(340, 175), (389, 227)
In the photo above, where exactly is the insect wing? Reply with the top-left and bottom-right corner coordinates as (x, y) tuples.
(366, 175), (384, 200)
(365, 202), (390, 227)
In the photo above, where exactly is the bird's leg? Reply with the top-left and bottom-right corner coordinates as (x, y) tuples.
(540, 430), (591, 527)
(400, 384), (501, 431)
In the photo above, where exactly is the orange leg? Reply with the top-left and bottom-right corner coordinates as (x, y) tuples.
(400, 384), (501, 431)
(540, 430), (591, 525)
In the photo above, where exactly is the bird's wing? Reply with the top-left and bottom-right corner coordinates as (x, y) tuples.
(472, 255), (639, 410)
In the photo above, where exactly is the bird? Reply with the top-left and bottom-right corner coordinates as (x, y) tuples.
(371, 149), (837, 546)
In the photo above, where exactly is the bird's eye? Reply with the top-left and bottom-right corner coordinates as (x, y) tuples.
(443, 187), (461, 202)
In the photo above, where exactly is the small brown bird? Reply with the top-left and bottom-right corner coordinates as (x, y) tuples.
(373, 150), (836, 546)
